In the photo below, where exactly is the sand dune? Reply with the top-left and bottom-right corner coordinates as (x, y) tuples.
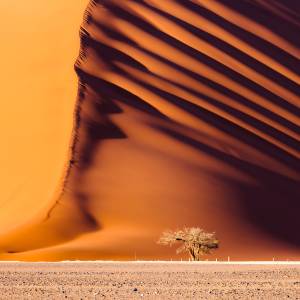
(0, 0), (299, 261)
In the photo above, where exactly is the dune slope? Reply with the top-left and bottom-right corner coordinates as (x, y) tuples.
(0, 0), (299, 260)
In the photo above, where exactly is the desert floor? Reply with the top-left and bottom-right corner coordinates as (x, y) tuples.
(0, 262), (299, 299)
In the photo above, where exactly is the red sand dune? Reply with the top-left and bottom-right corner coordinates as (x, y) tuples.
(0, 0), (299, 261)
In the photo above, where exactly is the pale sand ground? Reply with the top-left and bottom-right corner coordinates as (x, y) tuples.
(0, 262), (299, 299)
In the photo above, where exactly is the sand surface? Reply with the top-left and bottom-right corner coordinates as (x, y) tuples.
(0, 262), (299, 299)
(0, 1), (88, 246)
(0, 0), (299, 260)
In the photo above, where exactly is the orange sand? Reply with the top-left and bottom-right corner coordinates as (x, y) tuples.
(0, 0), (299, 261)
(0, 1), (88, 252)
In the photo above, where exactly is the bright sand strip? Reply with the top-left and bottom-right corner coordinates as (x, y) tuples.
(0, 1), (88, 232)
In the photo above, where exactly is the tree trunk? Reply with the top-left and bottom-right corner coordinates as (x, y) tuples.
(194, 246), (201, 261)
(188, 248), (196, 261)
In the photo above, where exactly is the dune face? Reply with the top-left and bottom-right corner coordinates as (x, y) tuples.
(0, 0), (299, 261)
(0, 1), (90, 257)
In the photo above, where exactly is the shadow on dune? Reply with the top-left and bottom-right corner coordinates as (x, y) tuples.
(92, 6), (300, 134)
(175, 0), (300, 71)
(74, 0), (299, 248)
(98, 1), (300, 115)
(218, 0), (300, 45)
(1, 0), (299, 256)
(156, 126), (300, 246)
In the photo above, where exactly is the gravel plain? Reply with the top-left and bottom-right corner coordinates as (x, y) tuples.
(0, 262), (299, 299)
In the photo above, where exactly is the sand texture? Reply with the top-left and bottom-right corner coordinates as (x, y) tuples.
(0, 0), (299, 260)
(0, 262), (299, 299)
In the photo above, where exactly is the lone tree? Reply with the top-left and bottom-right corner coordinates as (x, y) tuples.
(158, 227), (219, 261)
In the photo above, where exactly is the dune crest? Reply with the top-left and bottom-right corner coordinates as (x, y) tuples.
(0, 0), (299, 260)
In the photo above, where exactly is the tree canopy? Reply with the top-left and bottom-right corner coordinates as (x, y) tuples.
(158, 227), (219, 261)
